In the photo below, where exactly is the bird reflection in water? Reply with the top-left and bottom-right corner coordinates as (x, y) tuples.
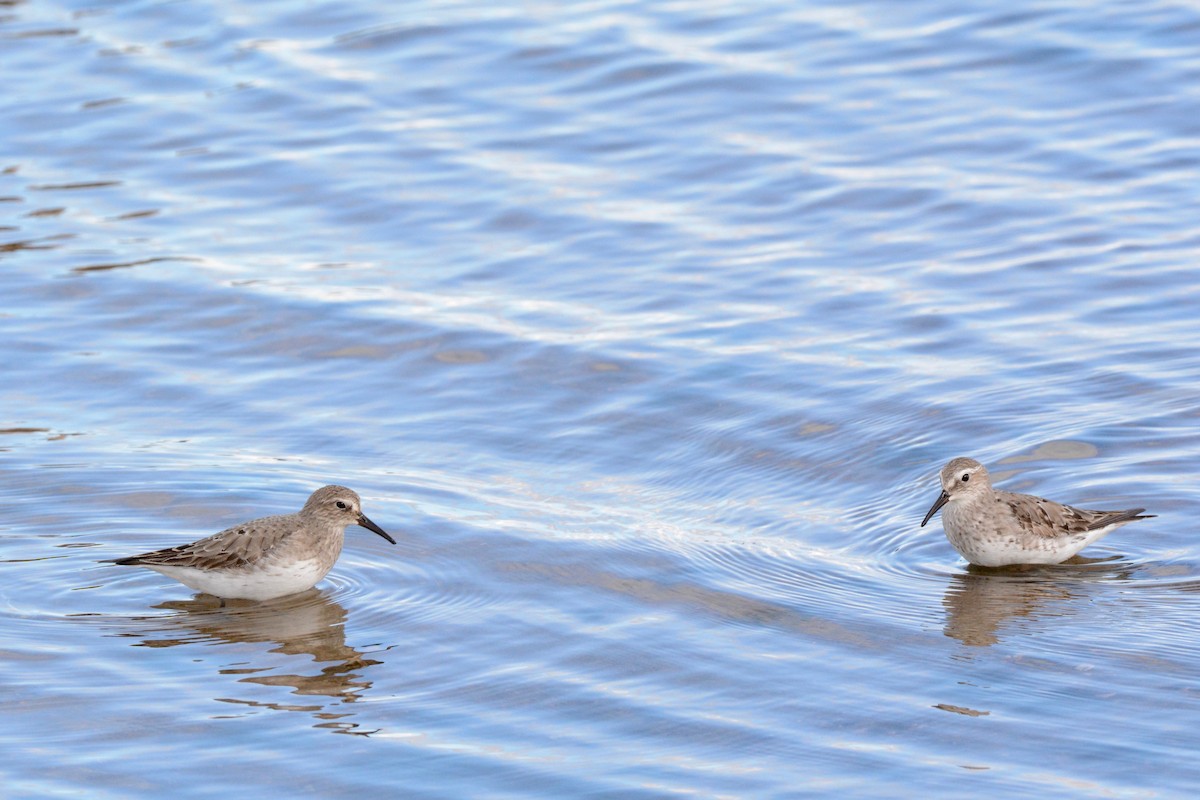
(113, 590), (384, 736)
(942, 555), (1129, 647)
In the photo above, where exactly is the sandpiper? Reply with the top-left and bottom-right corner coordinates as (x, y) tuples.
(920, 457), (1153, 567)
(109, 485), (395, 600)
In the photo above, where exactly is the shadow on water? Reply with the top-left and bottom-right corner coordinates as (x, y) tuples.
(107, 590), (385, 736)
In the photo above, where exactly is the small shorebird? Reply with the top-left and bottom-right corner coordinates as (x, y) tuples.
(109, 485), (395, 601)
(920, 457), (1153, 567)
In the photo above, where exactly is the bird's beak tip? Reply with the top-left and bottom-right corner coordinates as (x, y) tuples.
(358, 514), (397, 545)
(920, 490), (949, 528)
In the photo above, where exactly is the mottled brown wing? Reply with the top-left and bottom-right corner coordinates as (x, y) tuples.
(998, 491), (1150, 539)
(111, 514), (297, 571)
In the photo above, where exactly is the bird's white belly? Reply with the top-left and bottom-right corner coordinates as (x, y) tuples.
(146, 558), (331, 601)
(942, 502), (1109, 567)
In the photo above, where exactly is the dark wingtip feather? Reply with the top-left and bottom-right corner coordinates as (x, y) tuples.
(1086, 508), (1154, 530)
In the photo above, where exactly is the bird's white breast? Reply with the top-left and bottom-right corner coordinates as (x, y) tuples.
(145, 558), (331, 601)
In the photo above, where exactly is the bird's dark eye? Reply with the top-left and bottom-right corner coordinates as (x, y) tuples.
(961, 473), (970, 482)
(336, 501), (348, 509)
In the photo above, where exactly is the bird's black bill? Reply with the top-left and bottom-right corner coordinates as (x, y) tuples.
(358, 514), (397, 544)
(920, 491), (950, 527)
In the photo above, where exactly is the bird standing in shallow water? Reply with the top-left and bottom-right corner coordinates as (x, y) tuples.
(920, 457), (1153, 567)
(109, 485), (395, 601)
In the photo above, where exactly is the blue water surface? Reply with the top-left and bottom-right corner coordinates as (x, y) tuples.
(2, 0), (1199, 797)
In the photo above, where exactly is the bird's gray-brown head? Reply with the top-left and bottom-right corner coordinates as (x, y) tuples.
(303, 485), (396, 544)
(920, 457), (991, 527)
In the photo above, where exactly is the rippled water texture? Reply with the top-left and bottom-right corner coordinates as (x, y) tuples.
(3, 0), (1200, 797)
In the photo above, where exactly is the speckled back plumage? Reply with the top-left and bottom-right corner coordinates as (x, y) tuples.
(112, 512), (323, 571)
(993, 489), (1149, 540)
